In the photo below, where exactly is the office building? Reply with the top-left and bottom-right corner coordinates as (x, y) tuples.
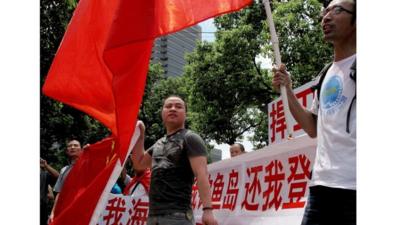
(151, 25), (202, 77)
(210, 148), (222, 163)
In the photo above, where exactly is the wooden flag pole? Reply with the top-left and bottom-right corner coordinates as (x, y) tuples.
(262, 0), (293, 138)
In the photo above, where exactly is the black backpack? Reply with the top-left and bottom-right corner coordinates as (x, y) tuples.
(312, 59), (356, 133)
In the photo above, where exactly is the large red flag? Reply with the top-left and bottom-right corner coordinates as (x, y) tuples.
(52, 137), (118, 225)
(43, 0), (252, 224)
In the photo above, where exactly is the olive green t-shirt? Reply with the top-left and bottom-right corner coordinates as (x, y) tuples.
(147, 129), (207, 215)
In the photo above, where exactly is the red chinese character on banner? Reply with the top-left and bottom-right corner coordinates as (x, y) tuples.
(126, 198), (149, 225)
(282, 154), (312, 209)
(211, 172), (225, 209)
(269, 101), (277, 143)
(208, 174), (214, 188)
(269, 100), (286, 143)
(262, 160), (285, 211)
(294, 88), (314, 131)
(241, 165), (263, 211)
(102, 196), (126, 225)
(191, 178), (199, 209)
(295, 87), (314, 107)
(222, 169), (239, 211)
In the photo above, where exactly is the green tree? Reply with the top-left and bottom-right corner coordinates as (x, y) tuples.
(184, 29), (272, 146)
(183, 0), (331, 149)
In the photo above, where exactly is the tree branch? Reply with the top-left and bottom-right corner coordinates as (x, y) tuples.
(253, 58), (270, 88)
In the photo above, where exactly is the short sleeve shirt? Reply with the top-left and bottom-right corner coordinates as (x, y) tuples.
(147, 129), (207, 215)
(53, 164), (73, 193)
(310, 54), (356, 190)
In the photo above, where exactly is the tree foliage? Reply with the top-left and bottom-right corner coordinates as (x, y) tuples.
(184, 37), (271, 145)
(183, 0), (331, 149)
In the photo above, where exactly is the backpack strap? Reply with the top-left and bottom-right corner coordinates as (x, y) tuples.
(311, 59), (356, 133)
(349, 58), (356, 82)
(311, 62), (333, 101)
(346, 59), (356, 133)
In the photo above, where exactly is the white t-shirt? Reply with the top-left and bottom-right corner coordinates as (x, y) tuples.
(310, 54), (356, 190)
(53, 164), (73, 193)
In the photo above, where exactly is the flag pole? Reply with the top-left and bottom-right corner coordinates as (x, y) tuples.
(262, 0), (293, 138)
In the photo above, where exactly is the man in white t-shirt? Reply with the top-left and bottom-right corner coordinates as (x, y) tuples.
(272, 0), (356, 224)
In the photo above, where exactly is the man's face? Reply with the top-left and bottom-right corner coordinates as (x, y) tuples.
(321, 0), (355, 43)
(66, 140), (82, 159)
(161, 97), (186, 128)
(230, 145), (243, 158)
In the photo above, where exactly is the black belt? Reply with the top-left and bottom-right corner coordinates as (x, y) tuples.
(150, 210), (193, 221)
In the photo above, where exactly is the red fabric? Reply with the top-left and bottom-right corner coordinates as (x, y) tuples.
(43, 0), (252, 224)
(104, 0), (253, 44)
(52, 137), (117, 225)
(43, 0), (152, 159)
(123, 168), (152, 195)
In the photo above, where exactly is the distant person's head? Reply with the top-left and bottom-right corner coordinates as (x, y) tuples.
(66, 139), (82, 161)
(161, 95), (187, 131)
(230, 143), (245, 158)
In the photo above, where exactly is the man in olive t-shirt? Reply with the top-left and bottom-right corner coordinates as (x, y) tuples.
(132, 95), (218, 225)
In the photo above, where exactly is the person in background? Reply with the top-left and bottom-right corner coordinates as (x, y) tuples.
(40, 158), (59, 225)
(117, 159), (134, 191)
(48, 139), (83, 224)
(229, 143), (246, 158)
(111, 183), (122, 194)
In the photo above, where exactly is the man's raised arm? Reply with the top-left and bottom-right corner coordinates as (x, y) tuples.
(131, 121), (152, 171)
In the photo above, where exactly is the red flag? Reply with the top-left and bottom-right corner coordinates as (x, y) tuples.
(43, 0), (252, 224)
(123, 168), (151, 195)
(52, 137), (119, 225)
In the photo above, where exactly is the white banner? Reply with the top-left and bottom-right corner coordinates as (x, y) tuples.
(96, 135), (316, 225)
(97, 188), (149, 225)
(268, 81), (315, 145)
